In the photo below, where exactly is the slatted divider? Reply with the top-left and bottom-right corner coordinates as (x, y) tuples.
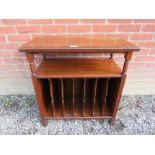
(60, 78), (65, 116)
(92, 78), (98, 116)
(47, 77), (114, 118)
(48, 79), (55, 116)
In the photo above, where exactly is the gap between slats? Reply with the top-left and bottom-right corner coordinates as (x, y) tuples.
(83, 78), (86, 116)
(72, 78), (75, 116)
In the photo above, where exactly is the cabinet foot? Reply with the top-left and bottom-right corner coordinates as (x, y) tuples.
(41, 119), (48, 127)
(110, 118), (116, 127)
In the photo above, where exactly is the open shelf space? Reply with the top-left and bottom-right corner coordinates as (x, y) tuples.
(35, 58), (122, 78)
(38, 78), (121, 119)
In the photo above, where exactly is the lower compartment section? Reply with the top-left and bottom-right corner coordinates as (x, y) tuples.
(38, 78), (121, 119)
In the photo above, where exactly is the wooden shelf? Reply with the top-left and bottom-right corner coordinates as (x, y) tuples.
(35, 58), (122, 78)
(19, 35), (140, 53)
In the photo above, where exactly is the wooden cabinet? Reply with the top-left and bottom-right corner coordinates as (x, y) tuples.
(19, 35), (140, 126)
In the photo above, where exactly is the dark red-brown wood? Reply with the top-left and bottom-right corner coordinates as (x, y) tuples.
(35, 59), (122, 78)
(19, 35), (139, 53)
(19, 35), (140, 126)
(48, 79), (55, 116)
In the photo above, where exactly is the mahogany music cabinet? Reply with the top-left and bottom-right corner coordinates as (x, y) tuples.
(19, 35), (140, 126)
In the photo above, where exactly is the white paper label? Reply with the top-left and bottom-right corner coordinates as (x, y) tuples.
(69, 45), (78, 48)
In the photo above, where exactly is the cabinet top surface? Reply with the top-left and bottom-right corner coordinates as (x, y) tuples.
(19, 35), (140, 53)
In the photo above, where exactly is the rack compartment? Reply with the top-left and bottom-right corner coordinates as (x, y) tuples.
(39, 77), (121, 119)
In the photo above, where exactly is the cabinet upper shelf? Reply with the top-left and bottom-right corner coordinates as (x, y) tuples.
(19, 35), (140, 53)
(35, 58), (122, 78)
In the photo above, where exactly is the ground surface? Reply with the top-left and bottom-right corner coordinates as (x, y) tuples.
(0, 95), (154, 135)
(1, 78), (155, 95)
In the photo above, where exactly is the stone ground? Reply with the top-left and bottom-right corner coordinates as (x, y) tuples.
(0, 95), (154, 135)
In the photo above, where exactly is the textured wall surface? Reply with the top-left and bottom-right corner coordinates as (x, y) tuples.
(0, 19), (155, 95)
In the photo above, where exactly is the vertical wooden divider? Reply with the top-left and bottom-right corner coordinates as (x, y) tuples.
(92, 78), (98, 116)
(83, 78), (87, 116)
(60, 78), (65, 116)
(102, 78), (110, 116)
(48, 79), (55, 117)
(110, 53), (113, 59)
(72, 78), (75, 116)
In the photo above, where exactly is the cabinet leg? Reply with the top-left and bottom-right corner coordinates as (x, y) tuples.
(41, 118), (48, 127)
(110, 118), (116, 127)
